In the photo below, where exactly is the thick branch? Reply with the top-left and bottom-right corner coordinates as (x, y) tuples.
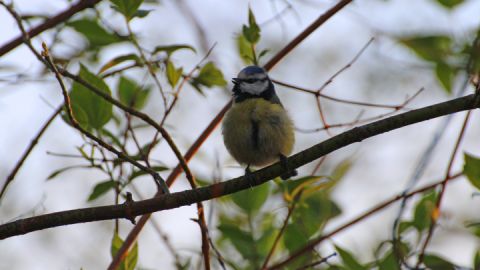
(0, 0), (103, 57)
(1, 93), (478, 240)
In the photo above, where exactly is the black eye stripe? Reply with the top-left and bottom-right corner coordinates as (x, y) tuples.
(243, 78), (267, 84)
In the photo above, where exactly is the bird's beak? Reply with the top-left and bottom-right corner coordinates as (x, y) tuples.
(232, 78), (241, 84)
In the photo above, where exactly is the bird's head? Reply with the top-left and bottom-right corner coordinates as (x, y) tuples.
(232, 66), (271, 97)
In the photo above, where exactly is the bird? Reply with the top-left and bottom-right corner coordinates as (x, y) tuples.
(222, 65), (297, 182)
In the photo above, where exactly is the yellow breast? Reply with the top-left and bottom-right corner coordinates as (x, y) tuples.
(222, 98), (294, 167)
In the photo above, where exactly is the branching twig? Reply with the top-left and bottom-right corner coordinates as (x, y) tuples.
(273, 79), (403, 109)
(125, 20), (168, 111)
(297, 88), (424, 133)
(40, 44), (170, 194)
(317, 37), (374, 93)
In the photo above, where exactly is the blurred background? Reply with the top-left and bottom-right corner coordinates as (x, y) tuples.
(0, 0), (480, 269)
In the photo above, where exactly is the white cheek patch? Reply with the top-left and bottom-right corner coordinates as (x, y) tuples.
(241, 80), (269, 95)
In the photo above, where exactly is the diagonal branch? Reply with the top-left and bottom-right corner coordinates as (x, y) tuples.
(0, 93), (478, 241)
(0, 105), (62, 200)
(0, 0), (103, 57)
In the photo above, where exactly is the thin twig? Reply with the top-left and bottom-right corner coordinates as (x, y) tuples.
(273, 79), (403, 109)
(0, 105), (61, 201)
(129, 184), (184, 269)
(264, 0), (353, 71)
(261, 190), (303, 269)
(295, 252), (337, 270)
(143, 43), (217, 166)
(415, 111), (472, 268)
(297, 88), (425, 133)
(125, 20), (168, 111)
(317, 37), (374, 93)
(174, 0), (210, 54)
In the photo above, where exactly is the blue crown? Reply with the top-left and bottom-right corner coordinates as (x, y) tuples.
(241, 66), (265, 75)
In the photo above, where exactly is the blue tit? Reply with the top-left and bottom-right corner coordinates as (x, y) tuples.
(222, 65), (297, 181)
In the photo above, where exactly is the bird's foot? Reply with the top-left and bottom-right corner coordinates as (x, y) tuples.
(280, 154), (297, 180)
(245, 166), (255, 188)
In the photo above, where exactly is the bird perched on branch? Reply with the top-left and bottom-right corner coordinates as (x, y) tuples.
(222, 66), (297, 182)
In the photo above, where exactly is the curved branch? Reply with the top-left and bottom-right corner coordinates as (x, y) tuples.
(1, 93), (478, 240)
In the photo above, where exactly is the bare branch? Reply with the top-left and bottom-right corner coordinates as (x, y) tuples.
(0, 106), (61, 200)
(0, 0), (103, 57)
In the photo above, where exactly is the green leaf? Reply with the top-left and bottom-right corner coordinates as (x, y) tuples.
(412, 191), (438, 232)
(378, 250), (400, 270)
(110, 0), (144, 20)
(152, 44), (196, 56)
(46, 165), (91, 180)
(257, 228), (276, 258)
(464, 153), (480, 190)
(69, 19), (120, 47)
(111, 233), (138, 270)
(398, 221), (414, 234)
(125, 240), (138, 270)
(69, 65), (113, 130)
(192, 62), (227, 88)
(282, 175), (327, 201)
(242, 7), (260, 44)
(98, 54), (140, 74)
(231, 182), (269, 214)
(118, 76), (150, 109)
(111, 233), (123, 258)
(237, 34), (255, 64)
(134, 9), (152, 19)
(88, 180), (116, 201)
(423, 254), (455, 270)
(101, 128), (123, 148)
(435, 62), (456, 93)
(166, 60), (183, 88)
(436, 0), (464, 9)
(400, 35), (452, 62)
(258, 49), (269, 61)
(217, 223), (256, 261)
(335, 245), (367, 270)
(283, 222), (309, 252)
(290, 191), (341, 238)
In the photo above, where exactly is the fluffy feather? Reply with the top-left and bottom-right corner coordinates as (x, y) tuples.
(222, 98), (294, 167)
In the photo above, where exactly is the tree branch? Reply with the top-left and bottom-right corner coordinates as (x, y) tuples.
(0, 0), (103, 57)
(0, 105), (62, 200)
(1, 93), (478, 240)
